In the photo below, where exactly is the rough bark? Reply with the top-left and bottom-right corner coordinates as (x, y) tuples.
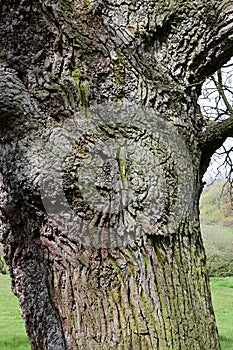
(200, 115), (233, 172)
(0, 1), (233, 349)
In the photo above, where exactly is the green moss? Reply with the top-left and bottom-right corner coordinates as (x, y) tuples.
(71, 68), (80, 86)
(140, 290), (157, 328)
(108, 256), (125, 282)
(118, 146), (127, 188)
(83, 0), (90, 8)
(111, 51), (125, 87)
(141, 252), (149, 280)
(60, 0), (74, 12)
(71, 67), (88, 107)
(79, 80), (88, 107)
(127, 289), (140, 337)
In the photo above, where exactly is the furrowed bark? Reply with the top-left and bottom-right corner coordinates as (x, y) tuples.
(41, 224), (218, 349)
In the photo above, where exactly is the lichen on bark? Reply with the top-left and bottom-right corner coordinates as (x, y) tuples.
(0, 0), (233, 349)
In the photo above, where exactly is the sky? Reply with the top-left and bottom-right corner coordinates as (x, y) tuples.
(198, 58), (233, 183)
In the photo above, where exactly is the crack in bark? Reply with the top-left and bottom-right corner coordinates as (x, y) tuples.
(0, 1), (232, 349)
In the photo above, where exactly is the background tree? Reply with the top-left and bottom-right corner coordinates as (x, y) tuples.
(0, 1), (233, 349)
(200, 59), (233, 194)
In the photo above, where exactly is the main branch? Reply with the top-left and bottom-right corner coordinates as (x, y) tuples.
(200, 115), (233, 173)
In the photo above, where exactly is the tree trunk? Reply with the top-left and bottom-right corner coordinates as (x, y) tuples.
(1, 1), (233, 349)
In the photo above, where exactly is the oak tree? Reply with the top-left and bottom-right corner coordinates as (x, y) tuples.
(0, 1), (233, 349)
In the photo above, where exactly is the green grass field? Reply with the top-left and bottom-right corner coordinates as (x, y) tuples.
(0, 274), (30, 350)
(210, 277), (233, 350)
(0, 273), (233, 349)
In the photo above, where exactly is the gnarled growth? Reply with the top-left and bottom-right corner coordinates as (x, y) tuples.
(0, 1), (233, 349)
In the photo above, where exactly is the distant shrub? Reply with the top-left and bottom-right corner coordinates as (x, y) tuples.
(207, 255), (233, 277)
(0, 243), (8, 274)
(202, 225), (233, 277)
(0, 255), (8, 275)
(200, 180), (233, 226)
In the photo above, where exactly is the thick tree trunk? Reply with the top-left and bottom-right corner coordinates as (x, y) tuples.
(41, 225), (219, 349)
(0, 1), (233, 349)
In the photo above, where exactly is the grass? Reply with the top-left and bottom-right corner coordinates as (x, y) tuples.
(0, 273), (233, 349)
(210, 277), (233, 350)
(0, 274), (30, 350)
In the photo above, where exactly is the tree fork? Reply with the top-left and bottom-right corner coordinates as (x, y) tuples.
(1, 1), (233, 349)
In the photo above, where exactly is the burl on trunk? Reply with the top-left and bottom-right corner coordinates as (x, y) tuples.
(0, 1), (233, 349)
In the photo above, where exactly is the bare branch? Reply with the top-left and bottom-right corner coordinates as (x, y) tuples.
(201, 116), (233, 152)
(214, 70), (233, 116)
(199, 61), (233, 163)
